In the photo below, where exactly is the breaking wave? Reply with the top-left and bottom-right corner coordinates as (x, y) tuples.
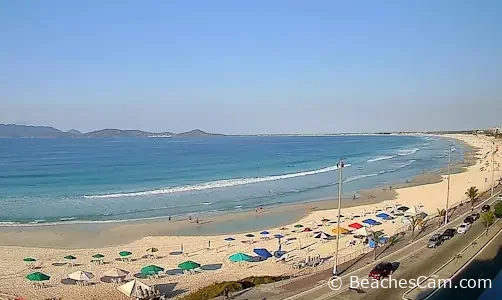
(396, 148), (420, 156)
(367, 155), (396, 163)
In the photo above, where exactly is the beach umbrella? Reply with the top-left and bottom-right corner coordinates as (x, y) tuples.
(64, 255), (76, 260)
(314, 232), (331, 239)
(375, 213), (392, 220)
(260, 231), (270, 235)
(103, 268), (129, 277)
(117, 279), (151, 297)
(140, 265), (164, 276)
(229, 253), (252, 263)
(348, 222), (363, 229)
(321, 218), (330, 222)
(26, 272), (50, 282)
(224, 237), (235, 242)
(273, 234), (284, 239)
(331, 227), (349, 234)
(119, 251), (132, 257)
(397, 206), (409, 212)
(294, 224), (303, 228)
(362, 219), (381, 226)
(23, 257), (36, 262)
(178, 260), (200, 270)
(92, 254), (105, 259)
(353, 227), (373, 237)
(302, 227), (313, 232)
(253, 248), (272, 259)
(69, 271), (94, 281)
(245, 234), (255, 238)
(145, 247), (159, 253)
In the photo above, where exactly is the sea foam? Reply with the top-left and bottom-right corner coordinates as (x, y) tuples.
(367, 155), (396, 163)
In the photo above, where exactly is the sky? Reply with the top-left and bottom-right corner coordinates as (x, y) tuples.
(1, 1), (501, 134)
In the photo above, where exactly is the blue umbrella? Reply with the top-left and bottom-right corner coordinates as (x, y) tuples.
(253, 248), (272, 259)
(224, 237), (235, 242)
(362, 219), (382, 226)
(274, 234), (284, 239)
(375, 213), (393, 220)
(260, 231), (270, 235)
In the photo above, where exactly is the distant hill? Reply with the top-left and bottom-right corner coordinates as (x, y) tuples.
(174, 129), (225, 138)
(0, 124), (222, 138)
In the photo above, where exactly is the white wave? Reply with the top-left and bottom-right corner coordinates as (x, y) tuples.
(84, 163), (352, 199)
(343, 173), (379, 183)
(200, 202), (212, 205)
(394, 160), (416, 170)
(367, 155), (396, 163)
(396, 148), (419, 156)
(59, 217), (76, 221)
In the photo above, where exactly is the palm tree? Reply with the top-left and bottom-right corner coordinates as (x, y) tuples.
(368, 231), (385, 260)
(465, 186), (479, 211)
(437, 208), (446, 228)
(481, 211), (496, 236)
(410, 215), (425, 240)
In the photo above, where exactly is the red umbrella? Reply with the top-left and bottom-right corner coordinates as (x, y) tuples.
(348, 223), (363, 229)
(302, 227), (313, 232)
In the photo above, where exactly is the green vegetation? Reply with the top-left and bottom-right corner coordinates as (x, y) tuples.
(494, 201), (502, 218)
(180, 276), (288, 300)
(465, 186), (479, 211)
(481, 211), (496, 235)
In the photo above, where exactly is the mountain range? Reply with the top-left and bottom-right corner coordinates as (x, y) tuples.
(0, 124), (224, 138)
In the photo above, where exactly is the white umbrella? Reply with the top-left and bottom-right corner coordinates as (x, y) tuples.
(103, 268), (129, 278)
(117, 279), (151, 297)
(405, 206), (421, 216)
(69, 271), (94, 281)
(353, 227), (373, 237)
(314, 232), (330, 239)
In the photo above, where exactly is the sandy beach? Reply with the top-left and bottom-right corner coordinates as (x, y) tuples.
(0, 134), (500, 300)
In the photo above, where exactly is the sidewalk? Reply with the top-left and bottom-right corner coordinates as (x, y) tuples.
(403, 220), (502, 300)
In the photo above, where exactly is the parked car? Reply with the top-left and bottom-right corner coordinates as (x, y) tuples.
(464, 216), (475, 224)
(369, 262), (394, 280)
(457, 223), (471, 234)
(481, 205), (491, 212)
(441, 228), (456, 240)
(471, 213), (480, 221)
(428, 234), (443, 248)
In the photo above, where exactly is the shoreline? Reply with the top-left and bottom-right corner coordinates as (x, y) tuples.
(0, 135), (476, 249)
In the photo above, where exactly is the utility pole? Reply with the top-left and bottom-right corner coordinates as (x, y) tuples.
(333, 159), (344, 275)
(492, 141), (495, 196)
(445, 146), (451, 224)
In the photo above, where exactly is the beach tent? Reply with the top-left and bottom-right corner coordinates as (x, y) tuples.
(69, 271), (94, 281)
(140, 265), (164, 276)
(117, 279), (151, 298)
(375, 213), (393, 220)
(314, 232), (331, 239)
(362, 219), (381, 226)
(331, 227), (349, 234)
(253, 248), (272, 259)
(348, 223), (363, 229)
(26, 272), (50, 282)
(178, 260), (200, 270)
(103, 268), (129, 278)
(229, 253), (252, 263)
(353, 227), (373, 237)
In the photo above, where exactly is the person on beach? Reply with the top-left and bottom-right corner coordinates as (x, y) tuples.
(196, 217), (199, 224)
(168, 216), (171, 222)
(189, 216), (192, 222)
(208, 240), (211, 249)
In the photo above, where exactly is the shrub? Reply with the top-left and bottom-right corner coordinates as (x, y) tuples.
(494, 200), (502, 218)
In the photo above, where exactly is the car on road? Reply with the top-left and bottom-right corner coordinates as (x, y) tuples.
(481, 204), (491, 212)
(369, 262), (394, 280)
(464, 216), (475, 224)
(498, 194), (502, 201)
(470, 213), (480, 221)
(441, 228), (456, 240)
(457, 223), (471, 234)
(428, 234), (443, 248)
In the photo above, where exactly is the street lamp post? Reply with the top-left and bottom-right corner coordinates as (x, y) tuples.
(333, 159), (344, 275)
(491, 142), (495, 197)
(445, 146), (452, 224)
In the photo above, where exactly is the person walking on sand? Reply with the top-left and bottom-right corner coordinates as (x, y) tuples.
(208, 240), (211, 249)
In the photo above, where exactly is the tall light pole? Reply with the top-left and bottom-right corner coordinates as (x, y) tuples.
(491, 141), (495, 197)
(333, 159), (344, 275)
(445, 146), (452, 224)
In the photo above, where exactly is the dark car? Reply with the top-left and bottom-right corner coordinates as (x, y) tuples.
(481, 205), (491, 213)
(464, 216), (475, 224)
(369, 262), (394, 280)
(441, 229), (455, 240)
(428, 234), (443, 248)
(471, 213), (480, 221)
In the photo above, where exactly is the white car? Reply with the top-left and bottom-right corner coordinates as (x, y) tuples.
(457, 223), (471, 234)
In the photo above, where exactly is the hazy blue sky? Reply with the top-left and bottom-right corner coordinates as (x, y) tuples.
(1, 1), (501, 134)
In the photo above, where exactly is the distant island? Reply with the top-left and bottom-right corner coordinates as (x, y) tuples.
(0, 124), (225, 138)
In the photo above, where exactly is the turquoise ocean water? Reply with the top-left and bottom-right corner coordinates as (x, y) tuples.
(0, 135), (465, 225)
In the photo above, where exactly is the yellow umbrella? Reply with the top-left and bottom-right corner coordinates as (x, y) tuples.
(331, 227), (349, 234)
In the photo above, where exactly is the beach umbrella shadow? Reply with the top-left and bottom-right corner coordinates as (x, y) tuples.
(61, 278), (78, 285)
(133, 273), (148, 279)
(200, 264), (222, 271)
(52, 262), (67, 267)
(100, 276), (126, 283)
(169, 251), (183, 256)
(166, 269), (184, 276)
(154, 282), (178, 294)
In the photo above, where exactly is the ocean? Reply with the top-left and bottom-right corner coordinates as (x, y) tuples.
(0, 135), (465, 226)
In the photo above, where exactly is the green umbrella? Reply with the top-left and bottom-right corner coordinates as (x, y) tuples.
(23, 257), (37, 262)
(294, 224), (303, 228)
(64, 255), (76, 260)
(140, 265), (164, 275)
(92, 253), (105, 259)
(178, 260), (200, 271)
(26, 272), (50, 281)
(229, 253), (252, 263)
(119, 251), (132, 257)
